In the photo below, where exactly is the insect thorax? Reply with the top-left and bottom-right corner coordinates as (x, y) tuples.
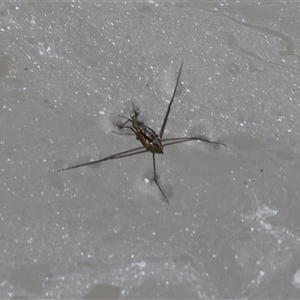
(141, 124), (157, 141)
(133, 120), (163, 154)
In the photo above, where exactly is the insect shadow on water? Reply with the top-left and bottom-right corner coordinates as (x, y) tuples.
(58, 61), (226, 204)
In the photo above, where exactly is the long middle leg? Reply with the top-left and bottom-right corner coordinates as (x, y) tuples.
(58, 146), (148, 172)
(162, 137), (226, 147)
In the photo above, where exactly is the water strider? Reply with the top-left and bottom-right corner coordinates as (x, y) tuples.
(58, 61), (226, 204)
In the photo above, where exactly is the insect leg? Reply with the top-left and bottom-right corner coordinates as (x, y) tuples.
(111, 131), (135, 136)
(116, 115), (132, 129)
(58, 146), (148, 172)
(159, 60), (184, 139)
(152, 153), (169, 204)
(162, 137), (226, 147)
(112, 124), (137, 136)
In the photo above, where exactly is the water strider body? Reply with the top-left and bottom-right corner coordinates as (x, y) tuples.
(58, 61), (226, 204)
